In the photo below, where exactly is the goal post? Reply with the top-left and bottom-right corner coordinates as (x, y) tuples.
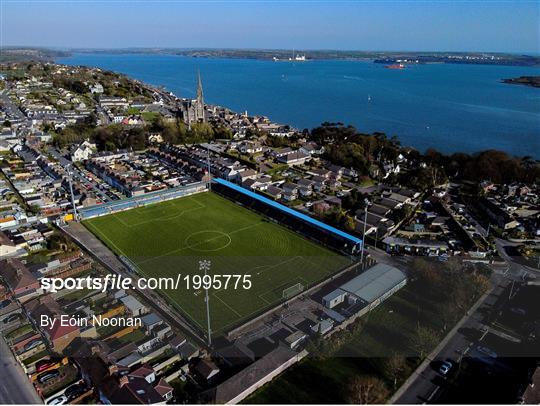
(282, 282), (304, 299)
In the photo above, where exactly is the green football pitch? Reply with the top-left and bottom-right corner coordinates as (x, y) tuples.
(83, 192), (350, 334)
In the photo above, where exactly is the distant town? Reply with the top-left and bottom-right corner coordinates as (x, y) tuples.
(0, 59), (538, 405)
(3, 46), (540, 67)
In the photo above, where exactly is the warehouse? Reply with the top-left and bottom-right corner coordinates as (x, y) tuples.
(322, 263), (407, 313)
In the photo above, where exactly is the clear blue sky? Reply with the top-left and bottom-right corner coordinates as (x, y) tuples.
(1, 1), (539, 53)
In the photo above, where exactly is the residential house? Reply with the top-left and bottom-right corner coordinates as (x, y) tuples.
(70, 140), (96, 162)
(0, 258), (40, 302)
(300, 142), (324, 156)
(277, 150), (310, 166)
(265, 185), (282, 200)
(236, 169), (258, 184)
(194, 359), (220, 382)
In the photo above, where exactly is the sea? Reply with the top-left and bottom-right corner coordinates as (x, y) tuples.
(56, 53), (540, 157)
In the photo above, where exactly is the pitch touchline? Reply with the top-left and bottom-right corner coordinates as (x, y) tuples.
(212, 292), (242, 317)
(114, 198), (206, 228)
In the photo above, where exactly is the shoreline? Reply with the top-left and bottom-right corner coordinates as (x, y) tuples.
(50, 56), (540, 159)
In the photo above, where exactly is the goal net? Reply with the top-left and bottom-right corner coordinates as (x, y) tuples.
(282, 282), (304, 299)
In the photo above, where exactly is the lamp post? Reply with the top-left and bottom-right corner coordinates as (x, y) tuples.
(67, 165), (78, 221)
(199, 260), (212, 347)
(359, 199), (370, 268)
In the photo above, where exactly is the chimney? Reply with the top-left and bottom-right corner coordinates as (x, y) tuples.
(108, 364), (118, 375)
(119, 375), (129, 388)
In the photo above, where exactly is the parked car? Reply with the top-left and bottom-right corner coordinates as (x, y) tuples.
(510, 307), (526, 316)
(38, 369), (60, 384)
(439, 360), (453, 375)
(24, 339), (42, 351)
(3, 313), (20, 324)
(36, 360), (56, 373)
(46, 395), (67, 405)
(64, 383), (87, 400)
(0, 299), (11, 309)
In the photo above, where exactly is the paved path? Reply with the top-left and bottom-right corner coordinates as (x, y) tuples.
(0, 335), (42, 404)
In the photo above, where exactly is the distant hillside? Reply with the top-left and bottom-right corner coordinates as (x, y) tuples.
(0, 48), (70, 63)
(70, 48), (540, 67)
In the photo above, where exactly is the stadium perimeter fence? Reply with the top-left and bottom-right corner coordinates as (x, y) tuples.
(77, 181), (207, 220)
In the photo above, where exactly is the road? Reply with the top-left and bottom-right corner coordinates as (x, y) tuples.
(393, 280), (508, 404)
(0, 335), (42, 404)
(393, 236), (538, 404)
(46, 147), (116, 203)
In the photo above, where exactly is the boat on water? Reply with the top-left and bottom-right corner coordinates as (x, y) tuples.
(385, 63), (406, 69)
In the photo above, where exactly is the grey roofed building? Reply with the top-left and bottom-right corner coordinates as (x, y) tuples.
(322, 289), (347, 309)
(116, 351), (143, 368)
(178, 341), (199, 360)
(209, 345), (303, 404)
(141, 312), (162, 330)
(388, 192), (410, 203)
(375, 197), (401, 210)
(265, 185), (282, 199)
(339, 263), (407, 304)
(369, 203), (391, 217)
(120, 295), (147, 316)
(168, 333), (187, 349)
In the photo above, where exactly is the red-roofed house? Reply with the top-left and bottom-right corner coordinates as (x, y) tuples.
(46, 322), (80, 353)
(26, 295), (80, 352)
(129, 364), (156, 384)
(154, 378), (173, 401)
(0, 258), (40, 302)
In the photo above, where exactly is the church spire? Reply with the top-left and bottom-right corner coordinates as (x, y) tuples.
(196, 69), (204, 105)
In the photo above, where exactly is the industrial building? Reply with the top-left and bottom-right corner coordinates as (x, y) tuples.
(322, 263), (407, 315)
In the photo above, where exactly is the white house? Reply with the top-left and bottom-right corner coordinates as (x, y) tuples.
(70, 140), (96, 162)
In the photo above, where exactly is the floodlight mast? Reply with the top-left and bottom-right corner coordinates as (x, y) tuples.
(67, 165), (78, 221)
(359, 199), (370, 267)
(206, 145), (212, 191)
(200, 260), (212, 347)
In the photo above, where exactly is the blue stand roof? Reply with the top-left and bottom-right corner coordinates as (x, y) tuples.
(213, 178), (362, 246)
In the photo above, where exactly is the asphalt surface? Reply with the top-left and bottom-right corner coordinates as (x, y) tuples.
(394, 281), (508, 404)
(0, 335), (42, 404)
(393, 237), (539, 404)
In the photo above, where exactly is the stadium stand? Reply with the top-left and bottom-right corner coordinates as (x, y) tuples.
(78, 181), (207, 220)
(212, 178), (362, 254)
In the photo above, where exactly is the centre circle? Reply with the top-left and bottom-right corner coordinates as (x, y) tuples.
(184, 230), (232, 252)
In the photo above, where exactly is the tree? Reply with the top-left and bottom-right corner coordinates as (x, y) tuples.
(410, 326), (439, 358)
(381, 355), (408, 389)
(346, 375), (389, 404)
